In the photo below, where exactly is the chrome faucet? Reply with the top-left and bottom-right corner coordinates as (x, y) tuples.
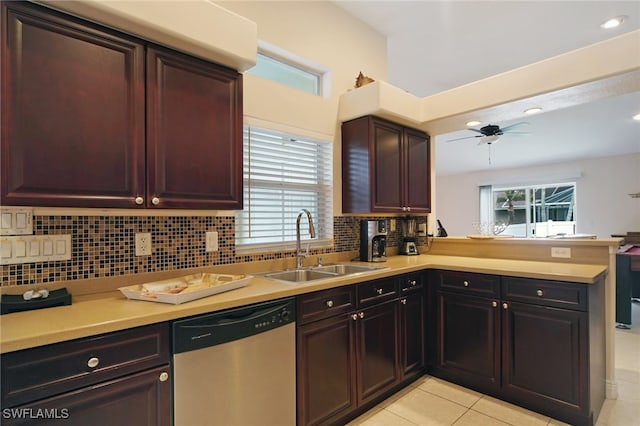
(296, 209), (316, 269)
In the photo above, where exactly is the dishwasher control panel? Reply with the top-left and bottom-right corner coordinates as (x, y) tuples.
(172, 297), (295, 354)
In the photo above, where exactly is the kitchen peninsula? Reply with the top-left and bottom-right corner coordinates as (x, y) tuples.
(0, 237), (620, 426)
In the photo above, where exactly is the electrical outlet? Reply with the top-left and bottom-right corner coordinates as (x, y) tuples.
(551, 247), (571, 258)
(135, 233), (152, 256)
(206, 231), (218, 252)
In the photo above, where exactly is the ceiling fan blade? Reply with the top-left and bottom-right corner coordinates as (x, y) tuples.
(467, 128), (485, 134)
(446, 135), (481, 142)
(502, 131), (531, 136)
(500, 122), (530, 132)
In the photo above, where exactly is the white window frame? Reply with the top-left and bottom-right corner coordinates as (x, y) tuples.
(247, 40), (332, 98)
(480, 182), (577, 237)
(236, 124), (333, 254)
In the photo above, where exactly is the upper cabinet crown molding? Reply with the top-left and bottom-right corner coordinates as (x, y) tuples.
(35, 0), (258, 72)
(339, 30), (640, 135)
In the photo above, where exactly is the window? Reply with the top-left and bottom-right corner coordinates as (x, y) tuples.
(246, 41), (330, 97)
(236, 126), (333, 253)
(480, 183), (576, 237)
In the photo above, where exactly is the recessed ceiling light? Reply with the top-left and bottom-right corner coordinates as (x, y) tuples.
(633, 113), (640, 121)
(466, 120), (481, 127)
(600, 15), (627, 29)
(524, 107), (542, 115)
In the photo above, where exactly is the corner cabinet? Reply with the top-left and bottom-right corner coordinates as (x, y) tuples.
(296, 273), (425, 426)
(1, 1), (242, 209)
(342, 116), (431, 213)
(430, 270), (605, 426)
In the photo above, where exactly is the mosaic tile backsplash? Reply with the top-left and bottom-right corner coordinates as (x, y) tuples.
(1, 215), (427, 286)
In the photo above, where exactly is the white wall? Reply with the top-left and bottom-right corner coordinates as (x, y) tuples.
(435, 153), (640, 238)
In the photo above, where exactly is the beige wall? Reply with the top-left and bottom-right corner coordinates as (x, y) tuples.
(216, 1), (388, 215)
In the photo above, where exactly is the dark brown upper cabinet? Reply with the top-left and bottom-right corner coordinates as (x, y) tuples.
(342, 115), (431, 213)
(1, 1), (242, 209)
(146, 47), (242, 209)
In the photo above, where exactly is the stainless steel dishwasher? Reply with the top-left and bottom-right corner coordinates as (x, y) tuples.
(172, 297), (296, 426)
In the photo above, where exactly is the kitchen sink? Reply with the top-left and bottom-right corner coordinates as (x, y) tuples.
(264, 269), (339, 283)
(260, 263), (388, 284)
(312, 264), (386, 275)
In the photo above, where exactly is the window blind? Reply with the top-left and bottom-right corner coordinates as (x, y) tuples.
(236, 126), (333, 252)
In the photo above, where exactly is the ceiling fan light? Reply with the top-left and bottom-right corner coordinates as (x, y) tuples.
(466, 120), (481, 127)
(524, 107), (542, 115)
(600, 15), (626, 29)
(484, 135), (499, 144)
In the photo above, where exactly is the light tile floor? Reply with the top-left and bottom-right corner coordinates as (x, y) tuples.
(348, 302), (640, 426)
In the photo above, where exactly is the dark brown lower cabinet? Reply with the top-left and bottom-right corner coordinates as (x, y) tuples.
(430, 270), (605, 426)
(435, 291), (500, 392)
(3, 365), (170, 426)
(297, 313), (357, 426)
(399, 290), (425, 379)
(1, 324), (171, 425)
(297, 274), (426, 426)
(502, 301), (590, 424)
(357, 300), (399, 405)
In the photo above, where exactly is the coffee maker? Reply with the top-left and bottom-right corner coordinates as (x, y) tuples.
(360, 220), (387, 262)
(399, 217), (419, 255)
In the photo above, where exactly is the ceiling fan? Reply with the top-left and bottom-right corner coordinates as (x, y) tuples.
(447, 122), (530, 145)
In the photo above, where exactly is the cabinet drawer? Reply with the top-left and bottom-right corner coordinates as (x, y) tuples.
(502, 277), (588, 311)
(1, 323), (170, 407)
(358, 277), (398, 307)
(436, 270), (500, 298)
(297, 286), (356, 325)
(400, 272), (424, 294)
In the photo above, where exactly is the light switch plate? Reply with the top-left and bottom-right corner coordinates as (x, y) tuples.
(0, 235), (71, 265)
(0, 207), (33, 236)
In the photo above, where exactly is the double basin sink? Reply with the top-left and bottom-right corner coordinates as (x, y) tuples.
(261, 264), (387, 284)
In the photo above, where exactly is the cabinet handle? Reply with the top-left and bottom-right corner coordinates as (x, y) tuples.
(406, 207), (411, 212)
(351, 314), (358, 321)
(376, 288), (383, 295)
(536, 289), (544, 297)
(159, 372), (169, 382)
(358, 312), (364, 319)
(401, 298), (407, 305)
(87, 357), (100, 368)
(402, 207), (407, 212)
(409, 280), (417, 287)
(135, 197), (144, 205)
(151, 197), (160, 206)
(463, 281), (469, 287)
(492, 301), (497, 307)
(326, 300), (334, 308)
(502, 303), (509, 310)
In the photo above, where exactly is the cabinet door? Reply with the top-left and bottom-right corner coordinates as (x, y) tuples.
(399, 291), (425, 380)
(404, 128), (431, 212)
(1, 2), (145, 208)
(297, 315), (357, 426)
(146, 46), (242, 209)
(4, 366), (170, 426)
(371, 119), (404, 212)
(436, 292), (500, 393)
(357, 300), (399, 404)
(502, 301), (588, 418)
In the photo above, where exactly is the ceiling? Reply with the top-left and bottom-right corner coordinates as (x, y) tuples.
(335, 1), (640, 175)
